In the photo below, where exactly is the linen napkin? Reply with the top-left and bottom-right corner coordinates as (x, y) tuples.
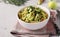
(10, 19), (56, 37)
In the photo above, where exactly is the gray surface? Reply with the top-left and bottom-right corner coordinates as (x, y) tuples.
(0, 0), (60, 37)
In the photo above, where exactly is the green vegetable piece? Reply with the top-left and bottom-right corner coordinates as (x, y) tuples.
(34, 14), (40, 21)
(29, 8), (32, 12)
(25, 18), (29, 23)
(41, 11), (46, 19)
(22, 16), (26, 20)
(29, 16), (34, 21)
(35, 8), (41, 12)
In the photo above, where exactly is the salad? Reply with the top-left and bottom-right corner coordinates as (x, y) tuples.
(18, 6), (48, 23)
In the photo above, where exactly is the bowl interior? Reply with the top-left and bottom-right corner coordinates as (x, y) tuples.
(17, 5), (50, 24)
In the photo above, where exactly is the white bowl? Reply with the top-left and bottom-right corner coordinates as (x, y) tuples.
(17, 5), (50, 30)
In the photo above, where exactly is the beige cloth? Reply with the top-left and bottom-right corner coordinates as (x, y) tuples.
(14, 35), (49, 37)
(10, 19), (56, 37)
